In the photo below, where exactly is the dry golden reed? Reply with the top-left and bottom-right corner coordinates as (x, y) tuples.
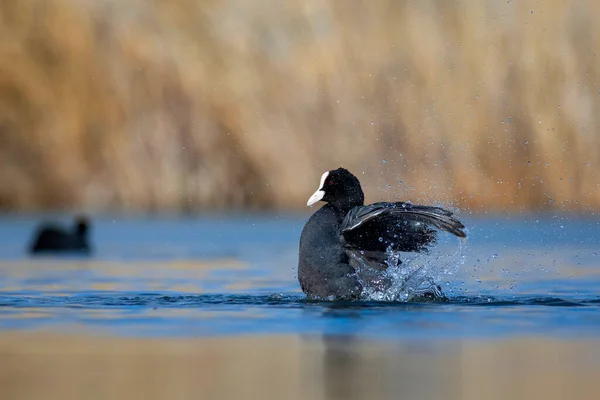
(0, 0), (599, 212)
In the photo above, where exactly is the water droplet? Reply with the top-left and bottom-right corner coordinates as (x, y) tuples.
(382, 159), (387, 164)
(378, 237), (384, 242)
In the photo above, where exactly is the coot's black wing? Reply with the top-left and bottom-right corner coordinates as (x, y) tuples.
(29, 226), (90, 254)
(340, 202), (466, 253)
(29, 227), (64, 253)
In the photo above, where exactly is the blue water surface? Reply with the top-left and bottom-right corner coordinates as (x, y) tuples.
(0, 213), (599, 339)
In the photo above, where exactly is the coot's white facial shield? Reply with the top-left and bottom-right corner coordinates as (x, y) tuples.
(307, 171), (329, 206)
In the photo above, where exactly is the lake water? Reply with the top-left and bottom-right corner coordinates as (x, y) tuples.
(0, 214), (599, 399)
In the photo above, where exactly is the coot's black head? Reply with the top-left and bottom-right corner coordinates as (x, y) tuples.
(74, 216), (90, 236)
(307, 168), (365, 211)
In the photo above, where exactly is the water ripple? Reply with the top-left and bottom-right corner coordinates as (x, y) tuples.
(0, 292), (598, 309)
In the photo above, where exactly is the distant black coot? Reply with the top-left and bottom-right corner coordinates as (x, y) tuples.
(29, 216), (91, 255)
(298, 168), (466, 300)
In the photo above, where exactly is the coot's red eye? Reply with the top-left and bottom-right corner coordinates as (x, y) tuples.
(328, 180), (334, 185)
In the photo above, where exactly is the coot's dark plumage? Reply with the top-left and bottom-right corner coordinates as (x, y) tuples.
(298, 168), (466, 300)
(29, 216), (91, 255)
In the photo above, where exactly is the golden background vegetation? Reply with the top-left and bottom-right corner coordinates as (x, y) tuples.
(0, 0), (598, 212)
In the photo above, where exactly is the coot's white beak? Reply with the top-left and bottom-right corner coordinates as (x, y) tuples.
(307, 189), (325, 206)
(307, 171), (329, 207)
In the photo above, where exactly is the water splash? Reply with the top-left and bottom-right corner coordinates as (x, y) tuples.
(353, 233), (468, 302)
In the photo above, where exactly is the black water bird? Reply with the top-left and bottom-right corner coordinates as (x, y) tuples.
(298, 168), (466, 300)
(29, 216), (92, 255)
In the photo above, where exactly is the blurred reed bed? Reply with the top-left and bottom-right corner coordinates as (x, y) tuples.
(0, 0), (598, 212)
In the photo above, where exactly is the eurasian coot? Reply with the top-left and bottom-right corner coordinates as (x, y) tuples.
(29, 216), (92, 255)
(298, 168), (466, 300)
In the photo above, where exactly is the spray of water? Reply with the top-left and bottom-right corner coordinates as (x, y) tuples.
(352, 231), (468, 302)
